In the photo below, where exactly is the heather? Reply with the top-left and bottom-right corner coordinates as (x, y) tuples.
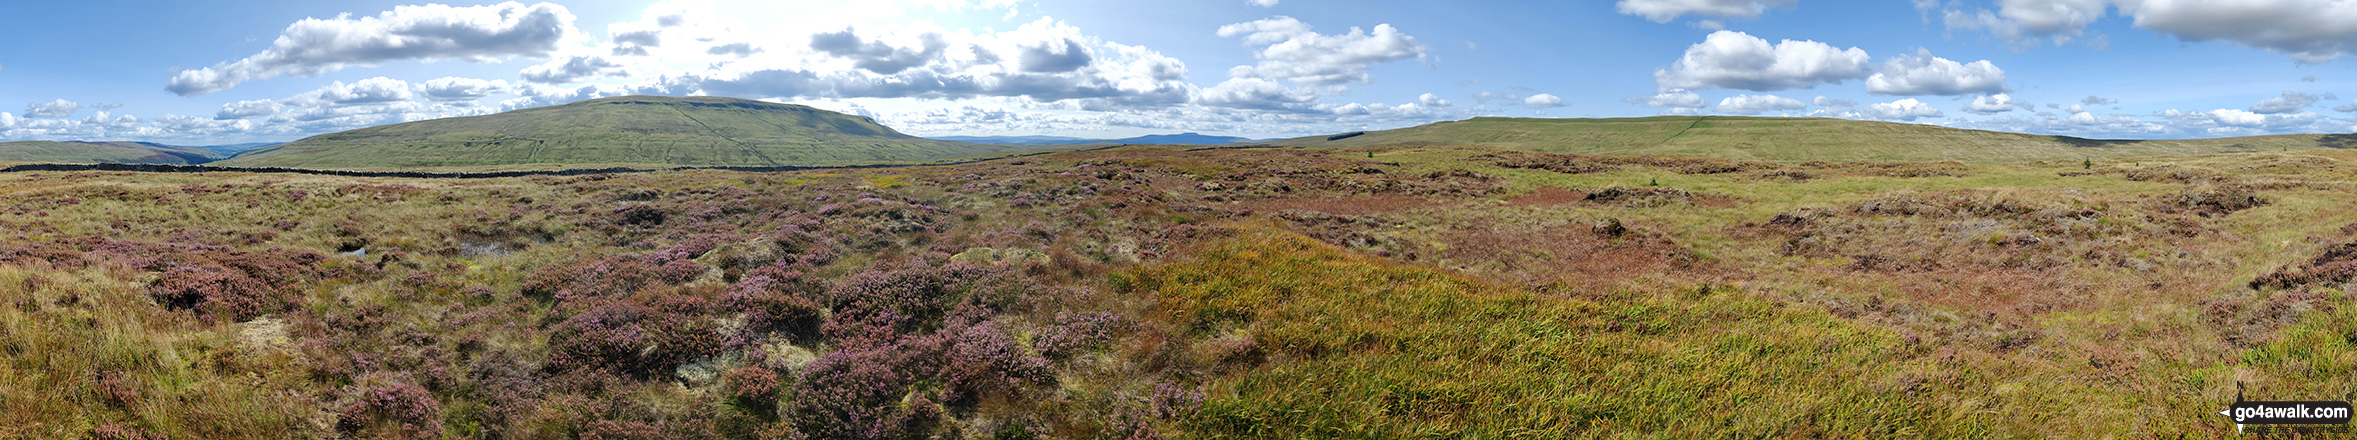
(0, 145), (2347, 437)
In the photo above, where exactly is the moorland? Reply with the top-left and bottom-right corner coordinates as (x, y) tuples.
(0, 140), (2351, 438)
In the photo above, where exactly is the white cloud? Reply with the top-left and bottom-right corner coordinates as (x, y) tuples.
(2334, 100), (2357, 112)
(1217, 16), (1427, 87)
(24, 99), (80, 118)
(1250, 0), (1279, 7)
(2249, 90), (2322, 114)
(2069, 103), (2085, 113)
(1935, 0), (2357, 63)
(1616, 0), (1798, 23)
(283, 77), (415, 107)
(2081, 95), (2118, 105)
(1635, 89), (1707, 108)
(1419, 93), (1452, 107)
(1714, 94), (1805, 114)
(2128, 0), (2357, 63)
(419, 77), (512, 101)
(1864, 49), (2007, 96)
(1813, 96), (1858, 107)
(520, 55), (628, 84)
(1524, 93), (1566, 107)
(1965, 93), (2020, 114)
(1472, 91), (1520, 103)
(1653, 31), (1872, 92)
(1863, 98), (1944, 120)
(166, 2), (580, 96)
(214, 100), (283, 120)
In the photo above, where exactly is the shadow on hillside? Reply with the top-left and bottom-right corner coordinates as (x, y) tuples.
(2055, 136), (2144, 148)
(2318, 134), (2357, 149)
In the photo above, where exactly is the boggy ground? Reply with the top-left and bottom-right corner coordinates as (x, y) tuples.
(0, 144), (2348, 438)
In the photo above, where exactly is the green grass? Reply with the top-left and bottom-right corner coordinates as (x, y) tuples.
(220, 95), (1021, 169)
(1262, 116), (2345, 164)
(0, 141), (222, 165)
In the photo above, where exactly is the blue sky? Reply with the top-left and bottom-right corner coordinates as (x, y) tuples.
(2, 0), (2355, 144)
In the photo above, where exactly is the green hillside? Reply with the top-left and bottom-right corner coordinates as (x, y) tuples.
(222, 95), (1013, 169)
(1265, 116), (2353, 163)
(0, 141), (221, 165)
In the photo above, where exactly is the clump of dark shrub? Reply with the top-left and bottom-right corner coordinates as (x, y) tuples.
(615, 205), (670, 227)
(1034, 311), (1123, 360)
(823, 262), (1021, 341)
(2250, 241), (2357, 289)
(337, 379), (443, 438)
(726, 268), (828, 344)
(2154, 185), (2269, 217)
(1584, 186), (1692, 208)
(726, 365), (783, 405)
(788, 344), (948, 440)
(942, 321), (1055, 406)
(557, 298), (719, 378)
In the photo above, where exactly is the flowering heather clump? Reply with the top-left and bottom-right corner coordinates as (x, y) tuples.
(337, 379), (443, 438)
(788, 344), (946, 440)
(582, 420), (665, 440)
(1034, 311), (1123, 360)
(726, 365), (783, 404)
(614, 205), (670, 227)
(726, 273), (826, 343)
(942, 321), (1054, 406)
(150, 264), (289, 322)
(824, 262), (1014, 337)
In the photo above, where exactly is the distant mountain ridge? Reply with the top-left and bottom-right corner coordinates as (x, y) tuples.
(1261, 116), (2357, 164)
(222, 95), (1014, 169)
(935, 132), (1265, 146)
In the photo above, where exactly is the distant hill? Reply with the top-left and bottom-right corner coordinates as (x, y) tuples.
(223, 95), (1014, 169)
(1265, 116), (2353, 163)
(0, 141), (225, 165)
(931, 135), (1096, 145)
(933, 132), (1263, 146)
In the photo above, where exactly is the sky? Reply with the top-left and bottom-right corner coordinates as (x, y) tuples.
(2, 0), (2357, 145)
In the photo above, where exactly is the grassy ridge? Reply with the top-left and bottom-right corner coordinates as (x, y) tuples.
(1264, 116), (2349, 163)
(222, 96), (1014, 169)
(0, 141), (221, 165)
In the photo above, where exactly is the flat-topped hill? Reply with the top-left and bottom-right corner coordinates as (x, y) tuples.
(221, 95), (1012, 169)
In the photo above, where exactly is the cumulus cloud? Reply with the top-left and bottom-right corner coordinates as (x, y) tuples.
(1864, 49), (2008, 96)
(1714, 94), (1805, 114)
(1019, 39), (1095, 73)
(1634, 89), (1707, 108)
(1653, 31), (1872, 92)
(1419, 93), (1452, 107)
(1217, 16), (1427, 86)
(1250, 0), (1279, 6)
(1934, 0), (2357, 63)
(24, 99), (80, 118)
(166, 2), (578, 96)
(1524, 93), (1566, 107)
(1616, 0), (1798, 23)
(520, 55), (627, 84)
(1964, 93), (2020, 114)
(810, 28), (950, 75)
(2249, 90), (2322, 114)
(283, 77), (415, 107)
(706, 42), (761, 57)
(215, 100), (283, 120)
(2335, 100), (2357, 112)
(2082, 95), (2118, 105)
(1813, 96), (1858, 107)
(420, 77), (512, 101)
(1863, 98), (1944, 120)
(1472, 91), (1520, 103)
(1936, 0), (2108, 48)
